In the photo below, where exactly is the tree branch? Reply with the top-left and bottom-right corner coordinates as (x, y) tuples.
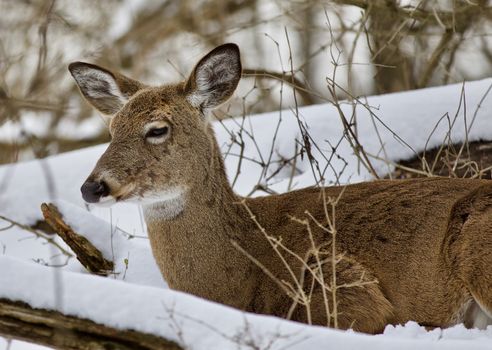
(333, 0), (491, 30)
(41, 203), (113, 276)
(242, 68), (315, 105)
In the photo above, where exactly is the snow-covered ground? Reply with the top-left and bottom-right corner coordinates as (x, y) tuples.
(1, 79), (492, 349)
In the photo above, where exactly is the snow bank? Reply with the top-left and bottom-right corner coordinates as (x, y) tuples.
(1, 256), (491, 350)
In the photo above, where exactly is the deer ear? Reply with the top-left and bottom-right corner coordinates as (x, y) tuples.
(68, 62), (144, 116)
(185, 43), (241, 113)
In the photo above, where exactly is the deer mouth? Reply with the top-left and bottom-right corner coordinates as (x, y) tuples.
(95, 195), (117, 207)
(110, 182), (137, 202)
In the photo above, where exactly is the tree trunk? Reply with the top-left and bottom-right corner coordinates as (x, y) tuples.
(366, 0), (415, 94)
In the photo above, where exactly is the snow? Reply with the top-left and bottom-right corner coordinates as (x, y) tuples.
(222, 78), (492, 193)
(384, 322), (492, 342)
(1, 78), (492, 349)
(0, 339), (50, 350)
(1, 256), (491, 350)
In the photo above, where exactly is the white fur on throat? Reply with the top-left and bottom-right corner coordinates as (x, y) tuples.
(142, 188), (187, 221)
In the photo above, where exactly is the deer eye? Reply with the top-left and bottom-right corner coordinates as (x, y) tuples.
(144, 123), (171, 144)
(146, 126), (169, 138)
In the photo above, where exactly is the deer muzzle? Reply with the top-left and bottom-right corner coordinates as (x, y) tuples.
(81, 180), (110, 203)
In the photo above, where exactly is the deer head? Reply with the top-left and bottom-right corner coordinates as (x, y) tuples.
(69, 44), (241, 213)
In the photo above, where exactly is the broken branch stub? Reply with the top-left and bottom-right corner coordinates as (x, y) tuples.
(41, 203), (113, 276)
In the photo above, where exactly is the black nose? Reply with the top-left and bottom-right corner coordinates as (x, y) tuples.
(81, 180), (110, 203)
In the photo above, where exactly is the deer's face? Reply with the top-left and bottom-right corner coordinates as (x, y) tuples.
(69, 44), (241, 207)
(81, 89), (206, 206)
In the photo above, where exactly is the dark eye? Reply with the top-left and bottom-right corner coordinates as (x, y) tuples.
(146, 126), (169, 138)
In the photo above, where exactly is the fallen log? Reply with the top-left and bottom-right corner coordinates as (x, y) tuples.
(0, 298), (182, 350)
(391, 140), (492, 179)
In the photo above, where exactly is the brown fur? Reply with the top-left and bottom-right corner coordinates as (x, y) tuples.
(70, 44), (492, 334)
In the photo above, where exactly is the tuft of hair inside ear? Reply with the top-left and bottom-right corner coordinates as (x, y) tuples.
(69, 64), (128, 115)
(187, 46), (241, 112)
(72, 68), (125, 100)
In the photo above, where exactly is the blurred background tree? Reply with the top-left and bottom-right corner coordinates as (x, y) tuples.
(1, 0), (491, 164)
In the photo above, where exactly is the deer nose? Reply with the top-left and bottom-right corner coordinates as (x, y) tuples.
(81, 180), (110, 203)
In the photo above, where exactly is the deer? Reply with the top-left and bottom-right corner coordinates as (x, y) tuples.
(69, 43), (492, 334)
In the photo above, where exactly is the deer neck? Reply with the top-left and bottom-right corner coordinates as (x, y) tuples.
(142, 137), (258, 306)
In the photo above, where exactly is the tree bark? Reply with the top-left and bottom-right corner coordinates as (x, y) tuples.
(366, 0), (415, 93)
(0, 299), (182, 350)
